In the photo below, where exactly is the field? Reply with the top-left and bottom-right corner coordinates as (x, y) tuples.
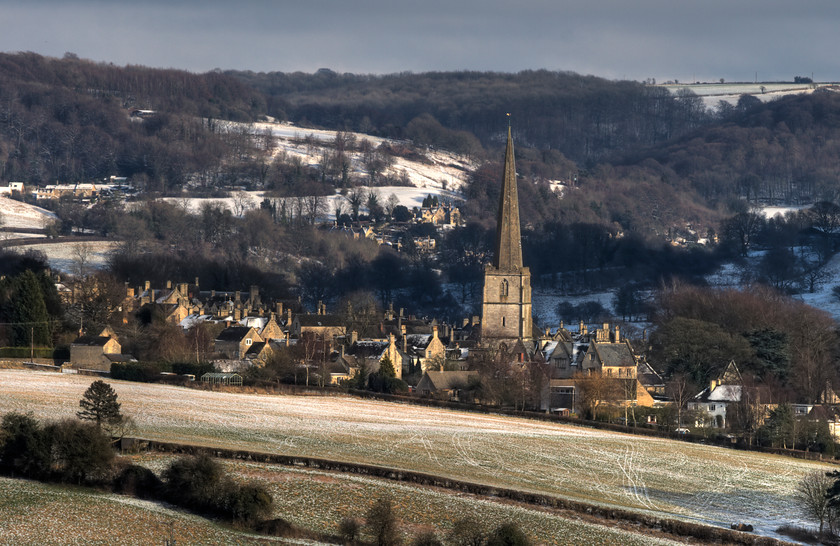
(0, 476), (283, 545)
(0, 369), (830, 541)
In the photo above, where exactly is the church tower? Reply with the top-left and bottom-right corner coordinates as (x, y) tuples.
(481, 123), (532, 347)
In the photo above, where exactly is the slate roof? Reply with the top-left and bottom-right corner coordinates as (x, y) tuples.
(72, 335), (112, 347)
(297, 314), (345, 327)
(215, 326), (254, 341)
(592, 342), (635, 367)
(417, 371), (479, 392)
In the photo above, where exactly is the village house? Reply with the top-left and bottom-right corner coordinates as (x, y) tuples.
(415, 370), (479, 401)
(688, 360), (744, 428)
(69, 326), (129, 372)
(214, 326), (264, 360)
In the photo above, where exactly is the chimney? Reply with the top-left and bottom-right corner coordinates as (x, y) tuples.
(350, 331), (358, 345)
(211, 289), (216, 298)
(317, 300), (323, 315)
(287, 309), (292, 325)
(399, 307), (404, 318)
(195, 276), (200, 288)
(614, 325), (620, 343)
(150, 289), (155, 302)
(276, 302), (283, 315)
(250, 285), (259, 303)
(339, 344), (345, 357)
(235, 290), (241, 303)
(166, 280), (172, 289)
(432, 325), (439, 339)
(710, 379), (718, 391)
(463, 318), (469, 328)
(144, 280), (151, 291)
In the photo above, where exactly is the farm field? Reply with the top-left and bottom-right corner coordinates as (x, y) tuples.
(0, 476), (282, 545)
(130, 453), (681, 545)
(0, 369), (829, 541)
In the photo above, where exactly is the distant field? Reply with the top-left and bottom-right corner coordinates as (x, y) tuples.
(0, 369), (829, 541)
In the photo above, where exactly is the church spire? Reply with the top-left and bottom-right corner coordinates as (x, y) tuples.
(493, 123), (523, 270)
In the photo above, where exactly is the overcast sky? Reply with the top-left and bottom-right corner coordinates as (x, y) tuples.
(1, 0), (837, 83)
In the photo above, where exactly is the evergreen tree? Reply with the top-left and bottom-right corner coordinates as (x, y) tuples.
(77, 380), (123, 430)
(8, 270), (51, 347)
(379, 355), (396, 378)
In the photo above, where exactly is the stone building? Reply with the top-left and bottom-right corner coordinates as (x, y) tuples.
(480, 125), (533, 347)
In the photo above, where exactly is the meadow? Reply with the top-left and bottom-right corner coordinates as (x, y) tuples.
(0, 369), (830, 541)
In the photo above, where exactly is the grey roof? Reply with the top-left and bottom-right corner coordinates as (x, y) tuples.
(417, 371), (479, 391)
(216, 326), (254, 342)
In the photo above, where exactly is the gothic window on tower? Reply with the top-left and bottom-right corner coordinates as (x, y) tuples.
(500, 279), (509, 298)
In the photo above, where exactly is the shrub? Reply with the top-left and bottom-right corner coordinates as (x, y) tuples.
(486, 523), (530, 546)
(224, 482), (274, 523)
(113, 464), (163, 499)
(162, 454), (224, 513)
(110, 361), (170, 382)
(47, 418), (115, 484)
(366, 497), (400, 545)
(448, 518), (485, 546)
(0, 412), (52, 480)
(339, 517), (361, 544)
(411, 531), (443, 546)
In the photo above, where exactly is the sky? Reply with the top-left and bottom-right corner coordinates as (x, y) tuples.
(0, 0), (838, 83)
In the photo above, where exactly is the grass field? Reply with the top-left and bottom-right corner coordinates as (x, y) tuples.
(127, 452), (681, 545)
(1, 369), (830, 541)
(0, 476), (284, 545)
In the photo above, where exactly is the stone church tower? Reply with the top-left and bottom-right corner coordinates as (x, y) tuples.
(481, 125), (532, 347)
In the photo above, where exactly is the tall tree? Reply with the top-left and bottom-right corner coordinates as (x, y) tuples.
(77, 380), (123, 431)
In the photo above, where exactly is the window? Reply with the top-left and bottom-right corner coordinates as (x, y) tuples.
(709, 404), (715, 411)
(245, 339), (253, 346)
(502, 316), (506, 327)
(500, 279), (509, 297)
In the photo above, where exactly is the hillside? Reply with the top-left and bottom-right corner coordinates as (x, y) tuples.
(2, 369), (828, 542)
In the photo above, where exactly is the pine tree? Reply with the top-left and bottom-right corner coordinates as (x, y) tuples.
(77, 380), (123, 430)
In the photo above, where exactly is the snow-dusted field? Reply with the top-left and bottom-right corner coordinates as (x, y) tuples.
(0, 369), (827, 541)
(7, 240), (119, 273)
(0, 476), (284, 545)
(660, 82), (830, 109)
(0, 196), (56, 229)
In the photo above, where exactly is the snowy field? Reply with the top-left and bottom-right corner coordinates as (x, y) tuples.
(0, 369), (828, 541)
(0, 476), (284, 545)
(660, 82), (830, 109)
(0, 196), (56, 229)
(6, 240), (119, 273)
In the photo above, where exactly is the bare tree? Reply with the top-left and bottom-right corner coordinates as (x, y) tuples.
(798, 471), (834, 535)
(665, 374), (696, 431)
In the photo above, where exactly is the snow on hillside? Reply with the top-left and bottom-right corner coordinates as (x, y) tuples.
(230, 120), (476, 195)
(0, 196), (56, 230)
(661, 82), (837, 109)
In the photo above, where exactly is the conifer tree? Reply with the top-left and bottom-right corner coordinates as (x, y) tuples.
(77, 380), (123, 430)
(8, 270), (51, 347)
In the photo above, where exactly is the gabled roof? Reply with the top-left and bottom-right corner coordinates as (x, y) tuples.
(694, 384), (742, 403)
(72, 335), (113, 347)
(591, 341), (635, 367)
(417, 371), (479, 392)
(216, 326), (256, 342)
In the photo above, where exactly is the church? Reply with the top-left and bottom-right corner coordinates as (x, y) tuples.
(480, 124), (533, 348)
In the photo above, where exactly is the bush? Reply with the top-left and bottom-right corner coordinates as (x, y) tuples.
(47, 418), (115, 484)
(171, 361), (215, 377)
(110, 361), (170, 382)
(224, 482), (274, 523)
(162, 454), (274, 523)
(113, 464), (163, 499)
(0, 412), (52, 480)
(448, 518), (484, 546)
(339, 517), (362, 544)
(366, 497), (400, 545)
(486, 523), (530, 546)
(411, 531), (443, 546)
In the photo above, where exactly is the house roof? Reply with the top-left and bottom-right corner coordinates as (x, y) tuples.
(418, 371), (479, 391)
(592, 342), (635, 367)
(216, 326), (254, 342)
(695, 384), (742, 403)
(297, 314), (345, 327)
(72, 335), (113, 347)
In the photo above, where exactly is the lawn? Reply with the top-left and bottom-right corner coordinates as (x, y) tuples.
(0, 369), (829, 540)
